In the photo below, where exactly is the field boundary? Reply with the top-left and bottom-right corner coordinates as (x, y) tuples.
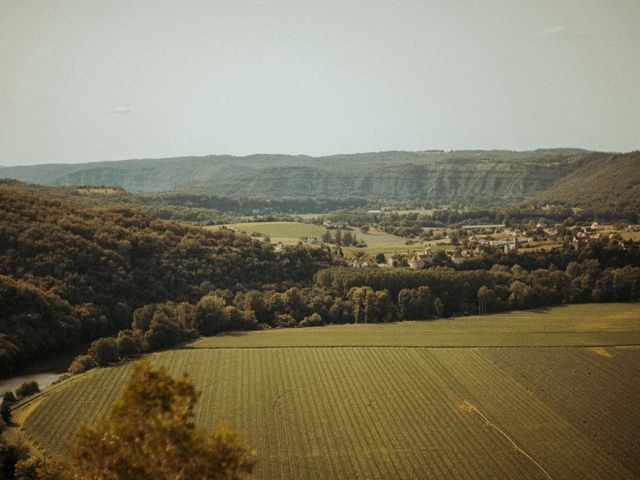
(181, 343), (640, 350)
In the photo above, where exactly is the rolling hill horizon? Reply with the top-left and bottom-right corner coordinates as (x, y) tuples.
(1, 148), (638, 209)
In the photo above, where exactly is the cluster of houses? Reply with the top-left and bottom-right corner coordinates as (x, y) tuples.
(384, 249), (468, 268)
(456, 223), (624, 252)
(348, 222), (639, 269)
(568, 222), (638, 249)
(463, 226), (524, 252)
(460, 222), (640, 251)
(266, 221), (638, 269)
(349, 249), (472, 269)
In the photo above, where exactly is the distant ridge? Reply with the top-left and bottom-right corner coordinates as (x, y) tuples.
(1, 149), (637, 208)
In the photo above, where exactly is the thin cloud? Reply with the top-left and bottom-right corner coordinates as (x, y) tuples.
(105, 107), (134, 115)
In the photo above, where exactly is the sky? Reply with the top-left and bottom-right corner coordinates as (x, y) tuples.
(1, 0), (639, 166)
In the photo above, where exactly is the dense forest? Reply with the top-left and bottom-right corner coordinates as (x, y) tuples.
(0, 188), (330, 376)
(535, 151), (640, 212)
(3, 149), (638, 209)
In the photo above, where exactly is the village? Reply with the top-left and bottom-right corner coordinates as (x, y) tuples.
(347, 221), (640, 269)
(219, 215), (640, 270)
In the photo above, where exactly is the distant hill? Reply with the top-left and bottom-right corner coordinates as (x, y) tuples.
(180, 157), (579, 205)
(0, 179), (142, 208)
(3, 148), (638, 209)
(535, 151), (640, 210)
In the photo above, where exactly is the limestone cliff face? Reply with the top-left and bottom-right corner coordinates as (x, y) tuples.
(179, 156), (584, 205)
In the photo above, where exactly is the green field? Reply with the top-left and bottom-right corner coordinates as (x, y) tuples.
(210, 221), (429, 254)
(210, 221), (329, 244)
(604, 229), (640, 241)
(15, 303), (640, 479)
(191, 303), (640, 349)
(344, 227), (441, 256)
(345, 227), (458, 256)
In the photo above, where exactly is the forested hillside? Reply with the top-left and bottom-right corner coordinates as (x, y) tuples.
(0, 180), (371, 223)
(535, 151), (640, 211)
(1, 149), (606, 207)
(0, 180), (142, 208)
(4, 149), (638, 209)
(0, 188), (330, 376)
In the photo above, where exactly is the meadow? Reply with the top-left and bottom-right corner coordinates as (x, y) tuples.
(211, 221), (432, 254)
(344, 228), (443, 256)
(15, 303), (640, 479)
(211, 221), (329, 244)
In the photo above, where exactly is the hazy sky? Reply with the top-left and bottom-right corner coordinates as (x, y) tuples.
(1, 0), (639, 165)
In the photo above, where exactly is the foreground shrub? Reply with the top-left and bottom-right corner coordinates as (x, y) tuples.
(14, 454), (66, 480)
(196, 294), (228, 335)
(15, 381), (39, 400)
(87, 338), (120, 366)
(1, 402), (11, 425)
(2, 391), (16, 405)
(70, 361), (255, 479)
(0, 435), (29, 478)
(116, 329), (145, 357)
(275, 313), (297, 328)
(68, 355), (96, 375)
(224, 306), (258, 331)
(144, 316), (185, 350)
(0, 434), (65, 480)
(300, 312), (324, 327)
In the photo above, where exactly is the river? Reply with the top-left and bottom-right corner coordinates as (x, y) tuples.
(0, 344), (88, 396)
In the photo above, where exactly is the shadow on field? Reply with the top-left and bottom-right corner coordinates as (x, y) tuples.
(175, 331), (251, 349)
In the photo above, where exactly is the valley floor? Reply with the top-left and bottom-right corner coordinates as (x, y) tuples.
(14, 303), (640, 479)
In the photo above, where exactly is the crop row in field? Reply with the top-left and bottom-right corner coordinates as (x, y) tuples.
(484, 346), (640, 476)
(20, 345), (639, 479)
(16, 303), (640, 479)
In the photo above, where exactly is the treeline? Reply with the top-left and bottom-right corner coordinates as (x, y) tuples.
(71, 283), (431, 374)
(320, 229), (363, 247)
(427, 206), (638, 226)
(0, 189), (331, 377)
(69, 292), (261, 374)
(318, 206), (638, 232)
(142, 193), (371, 216)
(140, 204), (238, 225)
(73, 258), (640, 375)
(315, 262), (640, 317)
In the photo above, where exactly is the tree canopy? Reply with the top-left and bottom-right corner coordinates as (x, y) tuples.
(71, 361), (254, 480)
